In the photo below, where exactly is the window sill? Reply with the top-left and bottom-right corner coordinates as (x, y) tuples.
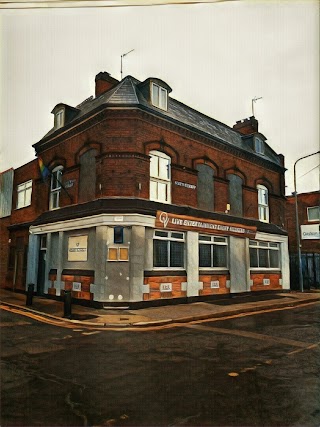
(199, 269), (229, 275)
(145, 270), (186, 277)
(250, 269), (281, 273)
(15, 205), (31, 210)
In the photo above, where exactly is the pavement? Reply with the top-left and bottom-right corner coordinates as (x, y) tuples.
(0, 288), (319, 328)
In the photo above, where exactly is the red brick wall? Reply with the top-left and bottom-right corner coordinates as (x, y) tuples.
(250, 273), (282, 291)
(11, 159), (41, 224)
(1, 160), (41, 290)
(286, 192), (319, 254)
(61, 272), (94, 300)
(32, 110), (285, 224)
(199, 273), (230, 296)
(143, 275), (187, 300)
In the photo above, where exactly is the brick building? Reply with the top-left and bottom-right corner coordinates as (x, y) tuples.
(0, 71), (290, 306)
(286, 191), (320, 289)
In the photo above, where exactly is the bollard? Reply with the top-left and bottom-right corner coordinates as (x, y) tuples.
(64, 290), (72, 319)
(26, 283), (35, 306)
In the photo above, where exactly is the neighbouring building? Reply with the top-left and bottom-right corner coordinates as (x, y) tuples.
(0, 71), (290, 306)
(286, 191), (320, 289)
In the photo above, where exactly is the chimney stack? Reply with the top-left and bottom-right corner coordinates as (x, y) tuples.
(95, 72), (119, 97)
(233, 116), (258, 135)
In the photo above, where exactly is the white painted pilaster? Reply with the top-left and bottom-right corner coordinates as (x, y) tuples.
(186, 231), (200, 297)
(26, 232), (40, 289)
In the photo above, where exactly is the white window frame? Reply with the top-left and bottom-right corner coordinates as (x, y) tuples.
(150, 150), (171, 203)
(249, 240), (280, 270)
(199, 234), (228, 270)
(254, 137), (265, 155)
(307, 206), (319, 222)
(55, 109), (64, 129)
(257, 185), (269, 223)
(50, 166), (63, 210)
(151, 83), (168, 110)
(153, 230), (185, 269)
(16, 180), (32, 209)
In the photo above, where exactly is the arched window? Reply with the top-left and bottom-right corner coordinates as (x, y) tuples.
(79, 149), (97, 202)
(227, 174), (243, 216)
(196, 164), (214, 211)
(50, 166), (63, 210)
(149, 150), (171, 203)
(257, 184), (269, 222)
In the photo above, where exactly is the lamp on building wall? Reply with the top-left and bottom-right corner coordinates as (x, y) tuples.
(293, 150), (320, 293)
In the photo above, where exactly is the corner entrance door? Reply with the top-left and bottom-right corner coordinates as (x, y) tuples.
(37, 235), (47, 295)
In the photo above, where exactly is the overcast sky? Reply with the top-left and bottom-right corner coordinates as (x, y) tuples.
(1, 0), (319, 195)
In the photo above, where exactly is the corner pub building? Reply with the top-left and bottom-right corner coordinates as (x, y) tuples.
(0, 71), (290, 306)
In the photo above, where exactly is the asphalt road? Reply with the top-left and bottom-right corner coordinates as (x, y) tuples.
(1, 302), (319, 427)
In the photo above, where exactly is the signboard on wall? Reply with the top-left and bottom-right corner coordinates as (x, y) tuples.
(68, 235), (88, 261)
(156, 211), (257, 238)
(301, 224), (320, 240)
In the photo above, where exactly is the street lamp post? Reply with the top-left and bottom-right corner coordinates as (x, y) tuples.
(293, 150), (320, 292)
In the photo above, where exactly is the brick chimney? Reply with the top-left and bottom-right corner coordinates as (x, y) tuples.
(233, 116), (258, 135)
(95, 72), (119, 97)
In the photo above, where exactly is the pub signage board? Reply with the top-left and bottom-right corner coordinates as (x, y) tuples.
(156, 211), (257, 238)
(68, 235), (88, 261)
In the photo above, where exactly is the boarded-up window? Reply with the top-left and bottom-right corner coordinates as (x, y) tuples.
(227, 174), (243, 216)
(79, 149), (97, 203)
(196, 164), (214, 211)
(0, 169), (14, 218)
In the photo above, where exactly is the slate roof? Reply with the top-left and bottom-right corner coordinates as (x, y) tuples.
(38, 75), (282, 167)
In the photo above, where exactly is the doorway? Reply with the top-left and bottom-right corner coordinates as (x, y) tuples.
(37, 235), (47, 295)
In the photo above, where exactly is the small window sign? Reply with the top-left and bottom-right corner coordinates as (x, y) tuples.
(72, 282), (81, 291)
(64, 179), (75, 189)
(211, 280), (220, 288)
(160, 283), (172, 292)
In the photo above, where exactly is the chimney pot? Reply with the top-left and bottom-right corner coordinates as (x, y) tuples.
(95, 72), (119, 97)
(233, 116), (258, 135)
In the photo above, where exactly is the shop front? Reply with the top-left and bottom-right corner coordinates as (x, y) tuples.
(26, 208), (290, 307)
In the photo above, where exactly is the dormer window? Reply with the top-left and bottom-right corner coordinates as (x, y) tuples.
(254, 137), (264, 155)
(151, 83), (167, 110)
(55, 109), (64, 129)
(51, 103), (79, 131)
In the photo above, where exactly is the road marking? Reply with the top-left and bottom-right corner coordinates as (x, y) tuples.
(82, 331), (101, 335)
(1, 300), (319, 333)
(0, 321), (31, 327)
(287, 342), (320, 355)
(184, 324), (315, 348)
